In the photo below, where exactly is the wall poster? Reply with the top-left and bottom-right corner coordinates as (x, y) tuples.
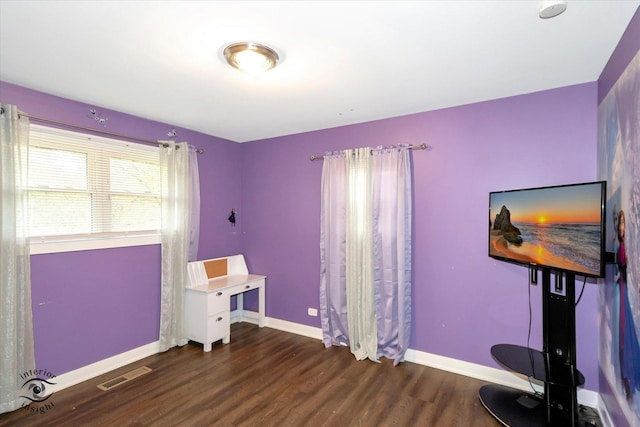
(598, 50), (640, 427)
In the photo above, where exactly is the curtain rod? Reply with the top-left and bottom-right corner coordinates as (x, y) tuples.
(1, 107), (204, 154)
(309, 143), (432, 161)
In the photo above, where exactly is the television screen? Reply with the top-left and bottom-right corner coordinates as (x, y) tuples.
(489, 181), (606, 278)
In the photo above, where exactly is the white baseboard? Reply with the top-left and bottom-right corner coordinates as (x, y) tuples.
(263, 317), (323, 340)
(47, 341), (159, 395)
(405, 348), (544, 391)
(231, 309), (263, 325)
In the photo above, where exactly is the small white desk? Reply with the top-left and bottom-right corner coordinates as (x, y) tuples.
(185, 255), (266, 352)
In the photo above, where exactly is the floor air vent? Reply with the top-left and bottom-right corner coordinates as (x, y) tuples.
(97, 366), (152, 391)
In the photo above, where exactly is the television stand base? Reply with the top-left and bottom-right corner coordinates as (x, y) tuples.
(480, 384), (545, 427)
(479, 384), (603, 427)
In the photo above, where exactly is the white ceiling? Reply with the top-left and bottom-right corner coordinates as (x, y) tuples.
(1, 1), (638, 143)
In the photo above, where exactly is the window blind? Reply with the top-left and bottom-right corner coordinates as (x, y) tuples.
(27, 125), (161, 240)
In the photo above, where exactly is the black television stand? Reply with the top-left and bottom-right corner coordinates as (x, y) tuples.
(479, 269), (600, 426)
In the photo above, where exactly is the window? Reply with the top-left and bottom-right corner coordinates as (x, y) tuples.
(27, 125), (161, 254)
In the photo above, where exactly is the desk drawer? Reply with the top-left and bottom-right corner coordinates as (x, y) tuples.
(229, 279), (264, 295)
(207, 291), (231, 313)
(208, 311), (230, 341)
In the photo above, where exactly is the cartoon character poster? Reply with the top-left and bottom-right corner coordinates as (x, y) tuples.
(598, 50), (640, 426)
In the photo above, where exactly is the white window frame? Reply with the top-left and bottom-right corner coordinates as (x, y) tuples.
(28, 125), (161, 254)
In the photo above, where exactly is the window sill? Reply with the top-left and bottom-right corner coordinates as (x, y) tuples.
(30, 234), (161, 255)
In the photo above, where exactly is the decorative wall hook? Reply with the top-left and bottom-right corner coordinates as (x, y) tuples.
(228, 209), (236, 226)
(87, 108), (108, 127)
(167, 128), (177, 138)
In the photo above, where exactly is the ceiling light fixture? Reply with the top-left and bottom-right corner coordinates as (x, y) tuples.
(539, 1), (567, 19)
(223, 42), (280, 74)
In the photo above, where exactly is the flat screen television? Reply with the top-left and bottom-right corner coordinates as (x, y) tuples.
(489, 181), (606, 278)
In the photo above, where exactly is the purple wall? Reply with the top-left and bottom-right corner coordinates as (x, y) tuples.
(0, 81), (242, 375)
(241, 83), (601, 391)
(30, 246), (161, 374)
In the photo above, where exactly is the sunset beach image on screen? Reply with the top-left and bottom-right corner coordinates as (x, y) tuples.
(488, 181), (605, 277)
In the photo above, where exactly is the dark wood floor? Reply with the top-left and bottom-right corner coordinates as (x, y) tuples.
(0, 323), (499, 426)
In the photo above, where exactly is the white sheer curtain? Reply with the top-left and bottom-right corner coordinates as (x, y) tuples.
(187, 148), (200, 262)
(0, 105), (35, 413)
(345, 148), (377, 361)
(320, 146), (412, 365)
(158, 141), (199, 351)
